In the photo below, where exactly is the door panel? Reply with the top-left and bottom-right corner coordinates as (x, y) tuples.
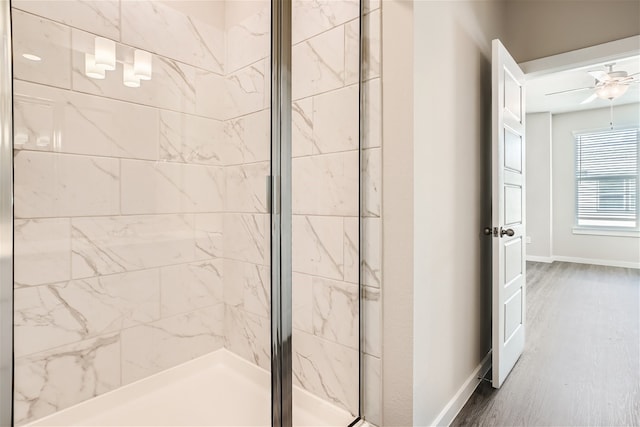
(491, 39), (526, 388)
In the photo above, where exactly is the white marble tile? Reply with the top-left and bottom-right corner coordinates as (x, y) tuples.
(344, 18), (359, 86)
(363, 286), (381, 357)
(14, 151), (120, 219)
(292, 98), (314, 157)
(12, 10), (71, 89)
(225, 162), (269, 213)
(194, 71), (228, 120)
(243, 262), (270, 318)
(194, 213), (224, 260)
(121, 304), (225, 384)
(292, 215), (343, 280)
(121, 0), (224, 73)
(223, 259), (244, 309)
(12, 0), (120, 40)
(14, 81), (159, 160)
(121, 160), (225, 215)
(195, 62), (266, 121)
(313, 84), (359, 154)
(160, 260), (223, 317)
(312, 277), (358, 349)
(363, 354), (381, 426)
(343, 217), (359, 284)
(292, 272), (313, 334)
(226, 0), (270, 73)
(14, 219), (70, 287)
(362, 217), (381, 287)
(223, 214), (269, 266)
(159, 110), (226, 165)
(292, 0), (359, 45)
(223, 259), (270, 318)
(224, 306), (270, 370)
(363, 78), (381, 148)
(71, 29), (197, 114)
(14, 286), (84, 358)
(363, 148), (381, 217)
(224, 109), (270, 165)
(51, 270), (160, 336)
(364, 9), (381, 80)
(225, 60), (267, 119)
(292, 151), (359, 216)
(71, 215), (196, 278)
(14, 334), (121, 426)
(12, 85), (55, 154)
(292, 25), (345, 100)
(292, 330), (358, 416)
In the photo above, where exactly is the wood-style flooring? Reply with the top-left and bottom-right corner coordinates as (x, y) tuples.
(452, 261), (640, 427)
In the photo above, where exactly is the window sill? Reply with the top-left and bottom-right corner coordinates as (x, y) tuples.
(572, 227), (640, 238)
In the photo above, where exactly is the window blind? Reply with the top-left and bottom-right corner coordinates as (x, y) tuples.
(575, 128), (639, 228)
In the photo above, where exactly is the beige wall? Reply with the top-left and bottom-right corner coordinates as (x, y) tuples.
(381, 0), (414, 425)
(506, 0), (640, 63)
(526, 112), (553, 260)
(552, 104), (640, 266)
(381, 0), (504, 425)
(412, 0), (504, 424)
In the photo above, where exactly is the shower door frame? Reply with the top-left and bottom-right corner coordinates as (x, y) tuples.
(270, 0), (293, 425)
(0, 0), (13, 425)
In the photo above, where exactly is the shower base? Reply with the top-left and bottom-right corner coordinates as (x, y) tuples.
(26, 349), (355, 427)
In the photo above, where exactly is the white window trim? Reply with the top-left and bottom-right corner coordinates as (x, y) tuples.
(572, 226), (640, 238)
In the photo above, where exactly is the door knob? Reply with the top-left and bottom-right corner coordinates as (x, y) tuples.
(500, 228), (515, 237)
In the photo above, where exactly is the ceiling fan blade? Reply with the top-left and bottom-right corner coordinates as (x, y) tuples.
(545, 86), (593, 96)
(580, 93), (598, 104)
(628, 72), (640, 77)
(588, 70), (611, 82)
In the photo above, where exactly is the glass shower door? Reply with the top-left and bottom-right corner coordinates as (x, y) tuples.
(10, 0), (272, 425)
(290, 0), (362, 425)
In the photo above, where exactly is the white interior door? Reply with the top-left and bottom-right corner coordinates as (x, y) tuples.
(491, 39), (526, 388)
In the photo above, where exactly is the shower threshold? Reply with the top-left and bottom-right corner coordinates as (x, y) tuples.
(25, 349), (355, 427)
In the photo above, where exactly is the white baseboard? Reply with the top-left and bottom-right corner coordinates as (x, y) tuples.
(429, 351), (492, 427)
(552, 256), (640, 269)
(526, 255), (554, 263)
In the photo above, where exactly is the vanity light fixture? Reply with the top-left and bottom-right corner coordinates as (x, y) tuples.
(94, 37), (116, 71)
(123, 63), (141, 88)
(133, 49), (152, 81)
(85, 54), (106, 79)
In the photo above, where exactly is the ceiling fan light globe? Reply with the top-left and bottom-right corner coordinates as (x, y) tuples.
(596, 83), (629, 100)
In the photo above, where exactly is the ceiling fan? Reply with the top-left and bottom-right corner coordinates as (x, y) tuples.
(545, 63), (639, 104)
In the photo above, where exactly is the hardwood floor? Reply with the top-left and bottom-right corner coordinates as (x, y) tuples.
(452, 261), (640, 427)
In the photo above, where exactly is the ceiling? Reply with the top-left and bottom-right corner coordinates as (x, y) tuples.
(526, 55), (640, 114)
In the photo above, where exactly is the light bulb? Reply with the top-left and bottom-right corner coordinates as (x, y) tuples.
(133, 49), (152, 81)
(123, 63), (141, 88)
(85, 54), (106, 79)
(95, 37), (116, 71)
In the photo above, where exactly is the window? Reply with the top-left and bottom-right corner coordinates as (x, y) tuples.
(575, 128), (639, 229)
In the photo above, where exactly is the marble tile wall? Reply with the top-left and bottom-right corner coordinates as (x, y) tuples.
(12, 0), (382, 425)
(11, 2), (228, 424)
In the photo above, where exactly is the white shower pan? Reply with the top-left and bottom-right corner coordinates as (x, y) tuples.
(26, 349), (355, 427)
